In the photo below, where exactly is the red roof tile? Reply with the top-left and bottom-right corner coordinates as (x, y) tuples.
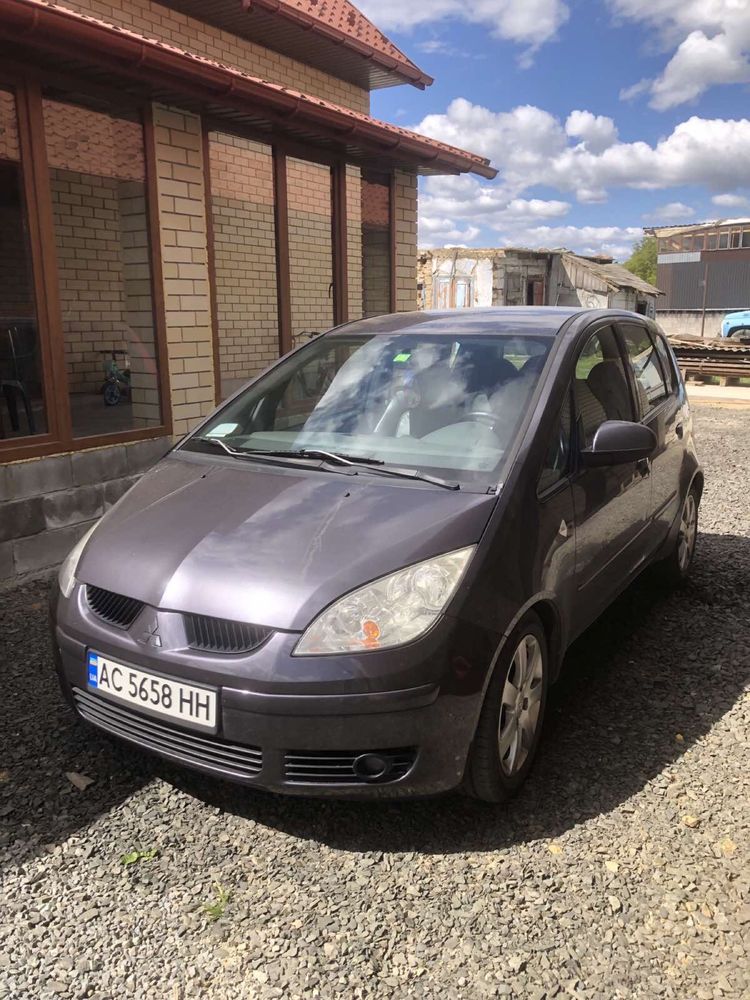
(245, 0), (433, 88)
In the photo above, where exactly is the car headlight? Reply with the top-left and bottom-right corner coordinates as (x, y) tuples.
(58, 522), (99, 598)
(294, 546), (475, 656)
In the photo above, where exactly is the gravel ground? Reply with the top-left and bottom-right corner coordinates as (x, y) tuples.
(1, 402), (748, 1000)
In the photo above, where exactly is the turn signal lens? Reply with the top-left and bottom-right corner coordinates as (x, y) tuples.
(294, 546), (475, 656)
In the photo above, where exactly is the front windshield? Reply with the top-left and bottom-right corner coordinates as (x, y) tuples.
(182, 332), (552, 487)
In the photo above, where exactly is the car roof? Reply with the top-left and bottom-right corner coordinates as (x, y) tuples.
(333, 307), (595, 340)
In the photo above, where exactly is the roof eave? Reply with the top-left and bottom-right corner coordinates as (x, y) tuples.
(242, 0), (434, 90)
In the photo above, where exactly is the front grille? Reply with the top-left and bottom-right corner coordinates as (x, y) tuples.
(86, 586), (144, 629)
(184, 614), (273, 654)
(72, 688), (263, 779)
(284, 748), (417, 785)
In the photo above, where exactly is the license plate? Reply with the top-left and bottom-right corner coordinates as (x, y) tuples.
(87, 652), (217, 731)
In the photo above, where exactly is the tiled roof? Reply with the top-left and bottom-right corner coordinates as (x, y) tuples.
(0, 0), (494, 178)
(245, 0), (433, 88)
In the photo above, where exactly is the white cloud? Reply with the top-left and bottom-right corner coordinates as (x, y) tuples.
(418, 174), (640, 258)
(609, 0), (750, 108)
(643, 201), (695, 221)
(713, 192), (750, 208)
(565, 111), (619, 153)
(356, 0), (569, 61)
(415, 99), (750, 199)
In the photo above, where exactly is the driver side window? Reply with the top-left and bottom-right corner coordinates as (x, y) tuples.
(573, 327), (633, 448)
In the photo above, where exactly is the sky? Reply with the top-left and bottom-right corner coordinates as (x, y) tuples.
(358, 0), (750, 261)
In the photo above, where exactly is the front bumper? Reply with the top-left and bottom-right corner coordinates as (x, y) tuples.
(50, 584), (497, 798)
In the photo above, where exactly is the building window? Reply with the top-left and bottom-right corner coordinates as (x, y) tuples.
(719, 232), (729, 249)
(731, 230), (741, 248)
(707, 233), (718, 250)
(0, 89), (48, 442)
(42, 95), (162, 438)
(1, 78), (169, 458)
(742, 230), (750, 249)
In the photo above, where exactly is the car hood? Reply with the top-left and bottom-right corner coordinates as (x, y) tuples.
(77, 454), (497, 631)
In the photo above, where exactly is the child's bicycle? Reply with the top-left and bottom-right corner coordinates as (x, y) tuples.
(100, 349), (131, 406)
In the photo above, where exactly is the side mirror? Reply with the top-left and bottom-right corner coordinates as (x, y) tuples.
(581, 419), (656, 468)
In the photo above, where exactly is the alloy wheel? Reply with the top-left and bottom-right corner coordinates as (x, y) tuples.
(678, 492), (698, 572)
(498, 634), (544, 777)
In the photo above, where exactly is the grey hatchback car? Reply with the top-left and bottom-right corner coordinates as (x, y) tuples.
(50, 308), (702, 801)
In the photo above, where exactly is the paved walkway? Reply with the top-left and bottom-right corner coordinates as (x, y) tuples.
(687, 383), (750, 406)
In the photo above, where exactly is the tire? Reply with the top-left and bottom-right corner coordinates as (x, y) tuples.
(655, 485), (699, 586)
(466, 612), (549, 803)
(103, 381), (121, 406)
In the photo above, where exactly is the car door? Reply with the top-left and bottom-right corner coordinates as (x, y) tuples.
(618, 321), (683, 549)
(568, 323), (651, 635)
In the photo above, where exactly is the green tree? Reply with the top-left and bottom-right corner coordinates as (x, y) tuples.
(624, 236), (657, 286)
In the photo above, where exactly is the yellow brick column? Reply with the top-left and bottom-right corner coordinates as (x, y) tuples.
(393, 170), (418, 313)
(151, 104), (216, 436)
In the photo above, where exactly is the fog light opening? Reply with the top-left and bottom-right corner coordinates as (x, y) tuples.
(353, 753), (391, 782)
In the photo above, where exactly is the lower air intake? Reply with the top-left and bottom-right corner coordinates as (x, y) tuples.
(284, 748), (417, 785)
(72, 688), (263, 778)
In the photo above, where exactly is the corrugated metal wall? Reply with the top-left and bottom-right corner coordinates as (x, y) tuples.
(658, 253), (750, 309)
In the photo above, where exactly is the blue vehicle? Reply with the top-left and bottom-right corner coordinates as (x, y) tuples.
(721, 311), (750, 339)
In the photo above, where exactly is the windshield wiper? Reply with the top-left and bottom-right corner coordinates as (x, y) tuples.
(364, 465), (460, 490)
(199, 439), (383, 466)
(199, 438), (459, 489)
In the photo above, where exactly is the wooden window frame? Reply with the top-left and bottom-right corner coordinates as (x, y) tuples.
(0, 69), (172, 463)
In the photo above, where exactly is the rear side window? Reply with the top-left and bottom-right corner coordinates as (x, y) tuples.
(621, 324), (668, 415)
(573, 326), (633, 448)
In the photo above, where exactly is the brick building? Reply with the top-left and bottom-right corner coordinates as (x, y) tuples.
(0, 0), (494, 581)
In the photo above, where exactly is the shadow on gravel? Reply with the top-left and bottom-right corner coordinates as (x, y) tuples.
(1, 532), (748, 865)
(0, 581), (154, 871)
(167, 531), (750, 854)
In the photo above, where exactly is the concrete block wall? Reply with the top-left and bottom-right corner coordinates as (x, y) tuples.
(0, 437), (170, 582)
(656, 311), (725, 341)
(61, 0), (369, 115)
(207, 132), (279, 398)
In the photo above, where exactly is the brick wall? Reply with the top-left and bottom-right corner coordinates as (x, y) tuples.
(393, 170), (418, 313)
(287, 158), (334, 339)
(208, 132), (279, 397)
(363, 228), (391, 318)
(346, 165), (363, 322)
(152, 105), (215, 437)
(50, 168), (128, 394)
(60, 0), (369, 114)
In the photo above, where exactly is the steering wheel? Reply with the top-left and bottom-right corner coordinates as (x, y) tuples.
(465, 410), (499, 429)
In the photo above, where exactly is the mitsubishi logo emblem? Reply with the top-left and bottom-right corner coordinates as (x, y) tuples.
(138, 619), (162, 648)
